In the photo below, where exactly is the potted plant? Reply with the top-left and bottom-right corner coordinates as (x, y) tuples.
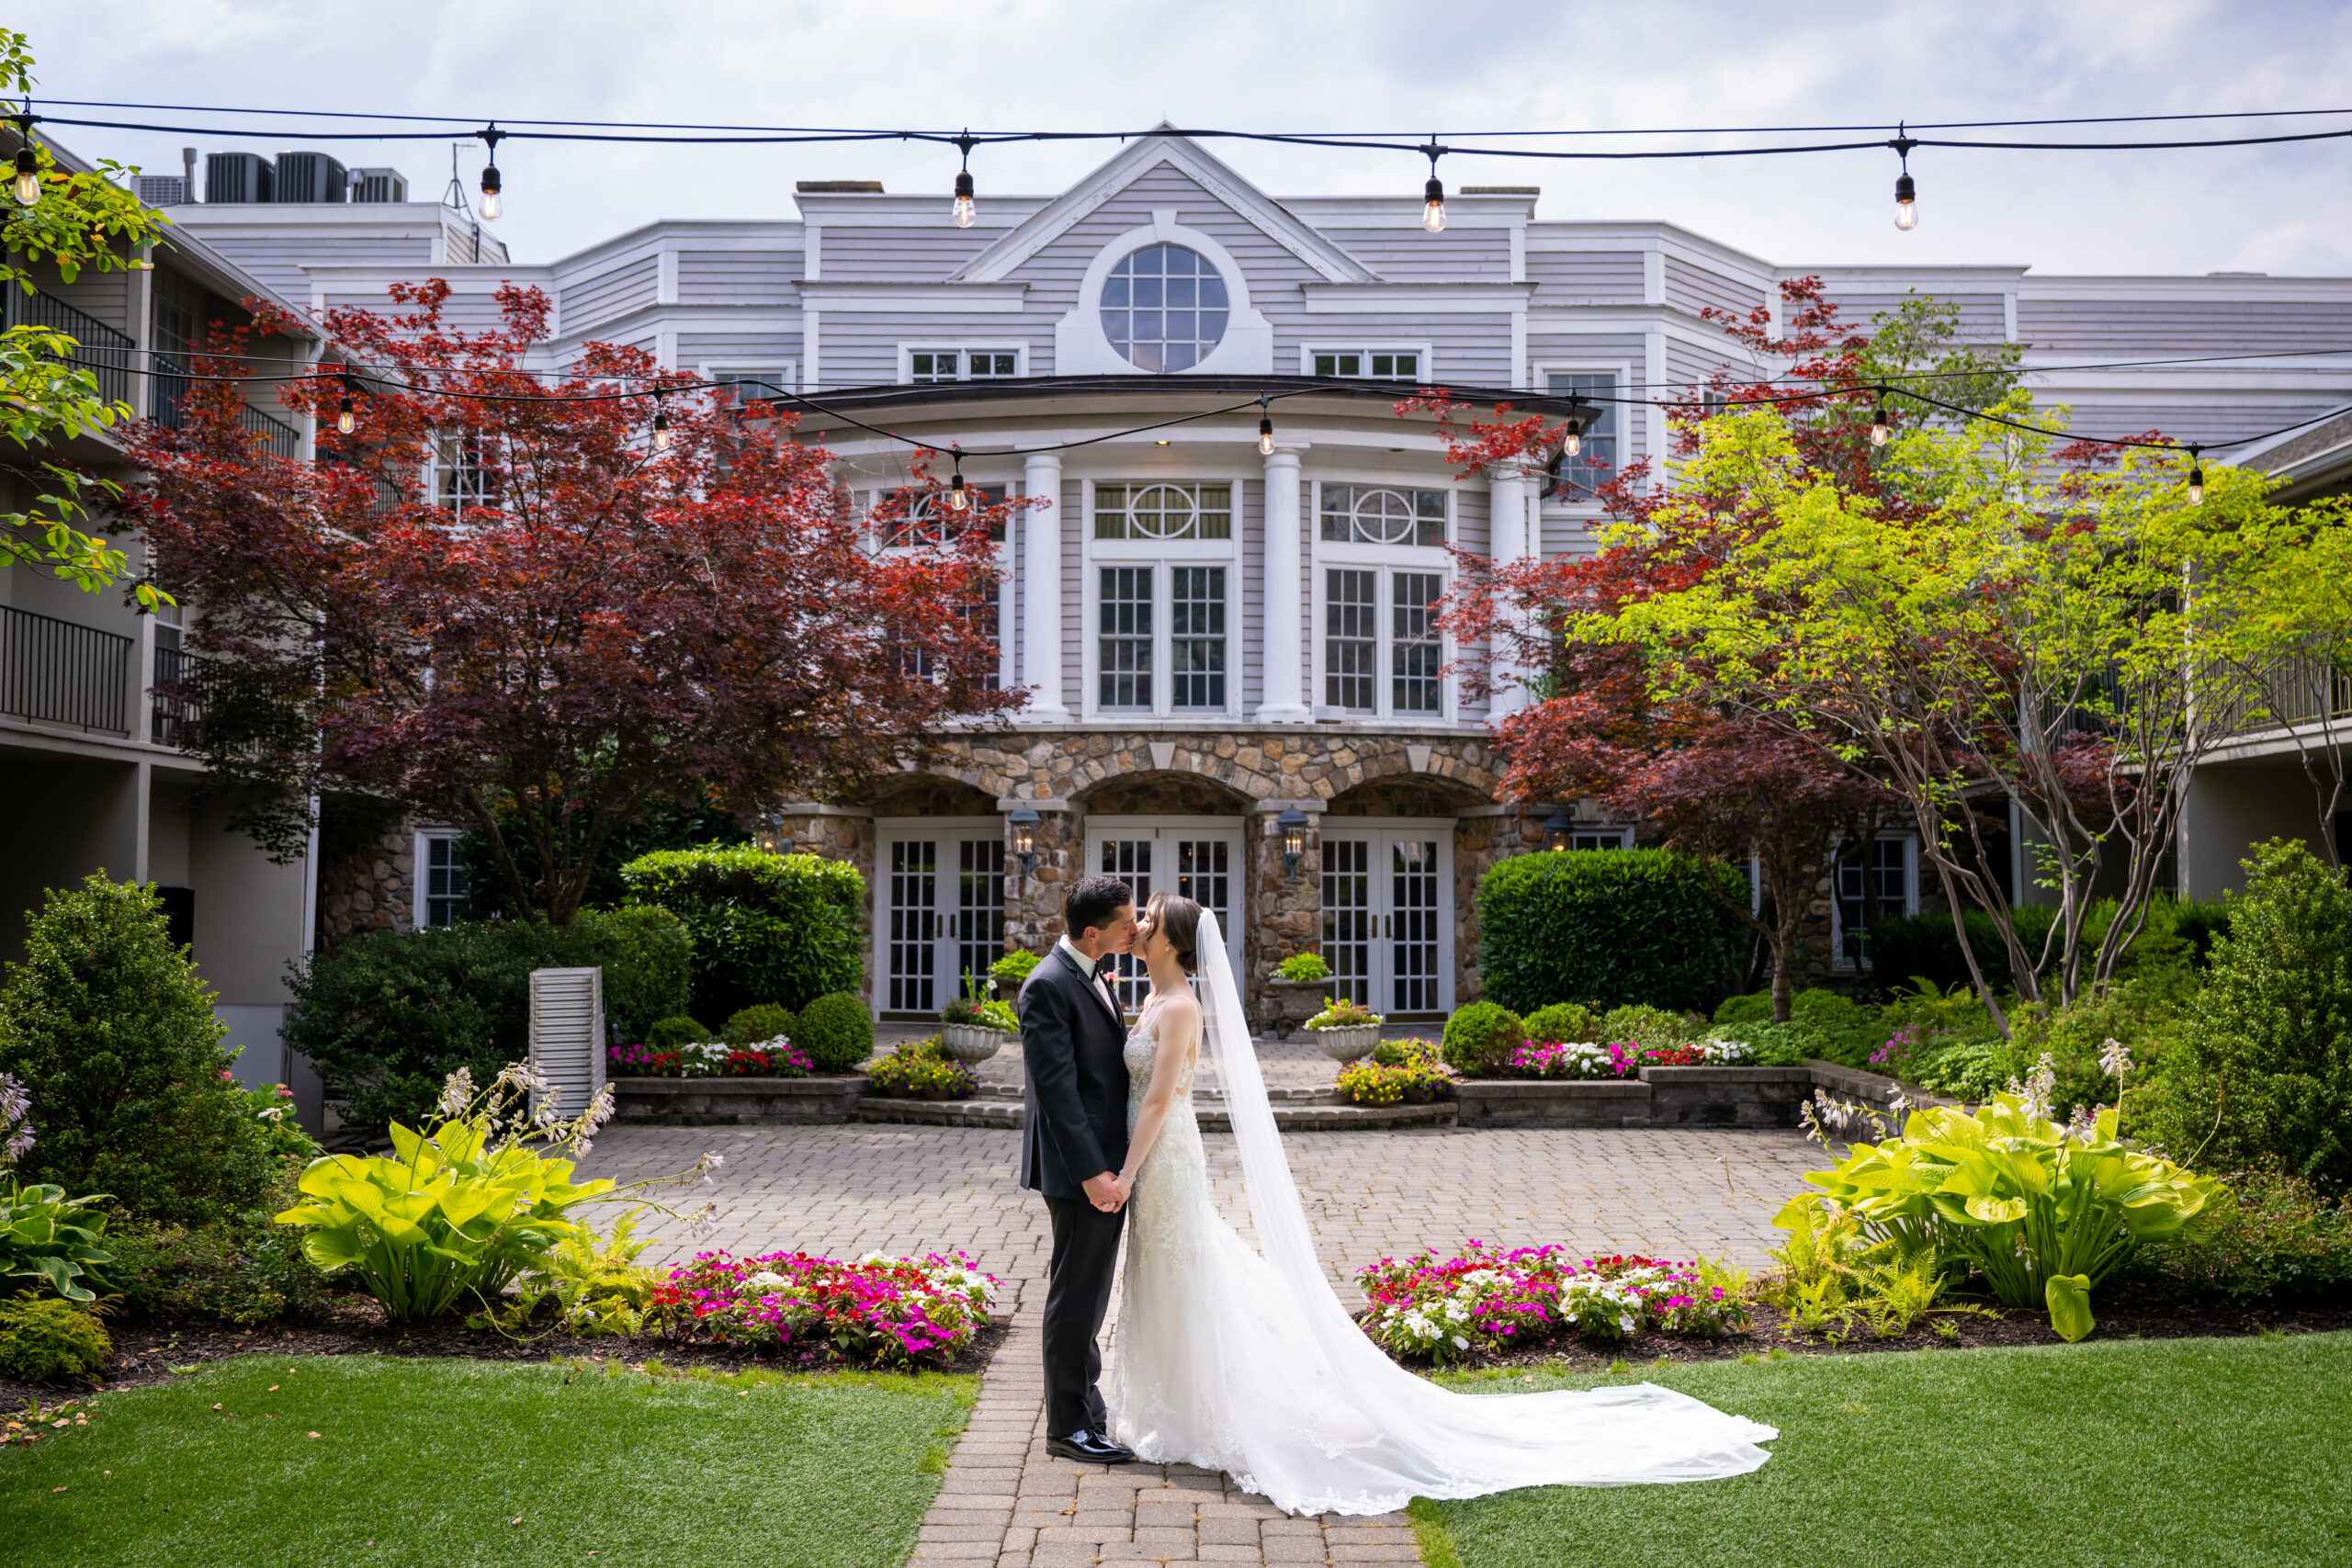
(939, 972), (1018, 1063)
(989, 948), (1043, 999)
(1262, 952), (1334, 1039)
(1303, 996), (1383, 1063)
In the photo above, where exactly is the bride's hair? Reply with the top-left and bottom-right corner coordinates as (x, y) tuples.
(1142, 892), (1202, 976)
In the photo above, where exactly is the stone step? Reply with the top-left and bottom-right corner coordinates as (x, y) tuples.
(854, 1096), (1458, 1132)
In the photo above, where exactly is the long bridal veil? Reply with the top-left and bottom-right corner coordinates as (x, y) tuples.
(1184, 906), (1776, 1511)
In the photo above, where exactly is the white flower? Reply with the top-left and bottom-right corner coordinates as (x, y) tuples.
(745, 1269), (789, 1292)
(435, 1067), (476, 1118)
(1453, 1336), (1470, 1350)
(2099, 1036), (2133, 1081)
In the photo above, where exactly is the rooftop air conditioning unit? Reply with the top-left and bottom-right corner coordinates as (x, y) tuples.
(350, 166), (408, 203)
(274, 151), (348, 203)
(134, 175), (190, 207)
(205, 152), (274, 204)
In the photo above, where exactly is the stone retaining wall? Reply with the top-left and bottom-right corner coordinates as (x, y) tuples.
(609, 1077), (869, 1125)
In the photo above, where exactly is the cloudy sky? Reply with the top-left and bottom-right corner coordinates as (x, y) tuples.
(22, 0), (2352, 276)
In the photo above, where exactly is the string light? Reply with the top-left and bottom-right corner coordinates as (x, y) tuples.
(2187, 444), (2205, 503)
(1892, 126), (1918, 231)
(1419, 138), (1446, 233)
(951, 130), (976, 229)
(947, 444), (968, 512)
(1870, 389), (1891, 446)
(11, 112), (37, 207)
(477, 124), (504, 220)
(1258, 394), (1274, 456)
(651, 391), (672, 451)
(335, 372), (357, 434)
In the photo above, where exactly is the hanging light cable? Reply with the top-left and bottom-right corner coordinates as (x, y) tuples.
(12, 107), (40, 207)
(1419, 137), (1447, 233)
(2187, 444), (2205, 504)
(947, 443), (968, 512)
(1891, 125), (1918, 231)
(951, 130), (977, 229)
(1870, 386), (1891, 446)
(335, 370), (358, 434)
(1258, 393), (1274, 456)
(651, 389), (672, 452)
(477, 123), (504, 220)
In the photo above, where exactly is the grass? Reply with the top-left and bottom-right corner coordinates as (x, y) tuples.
(1416, 1332), (2352, 1568)
(0, 1354), (976, 1568)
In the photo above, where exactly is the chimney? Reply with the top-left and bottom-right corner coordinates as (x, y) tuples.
(183, 147), (197, 195)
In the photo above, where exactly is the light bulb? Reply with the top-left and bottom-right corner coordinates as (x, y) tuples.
(1259, 415), (1274, 456)
(1421, 175), (1446, 233)
(1894, 172), (1917, 231)
(12, 148), (37, 207)
(336, 396), (356, 435)
(1562, 428), (1581, 458)
(2188, 466), (2205, 505)
(948, 472), (968, 513)
(1870, 404), (1890, 446)
(480, 165), (503, 221)
(652, 407), (672, 452)
(952, 170), (976, 229)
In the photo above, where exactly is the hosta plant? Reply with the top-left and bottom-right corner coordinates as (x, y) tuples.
(1789, 1093), (2225, 1337)
(1, 1180), (113, 1303)
(277, 1063), (720, 1321)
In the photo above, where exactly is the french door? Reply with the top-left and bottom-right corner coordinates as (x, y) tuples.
(876, 818), (1005, 1017)
(1319, 823), (1453, 1018)
(1083, 817), (1242, 1011)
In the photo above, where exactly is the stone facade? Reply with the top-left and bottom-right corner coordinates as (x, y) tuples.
(316, 818), (414, 943)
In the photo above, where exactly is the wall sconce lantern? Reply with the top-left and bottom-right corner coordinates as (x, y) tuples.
(755, 816), (785, 854)
(1008, 805), (1041, 876)
(1277, 806), (1309, 877)
(1543, 807), (1574, 853)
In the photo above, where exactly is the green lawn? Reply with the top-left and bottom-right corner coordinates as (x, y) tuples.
(1417, 1332), (2352, 1568)
(0, 1354), (975, 1568)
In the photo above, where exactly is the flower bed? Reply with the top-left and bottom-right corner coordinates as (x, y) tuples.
(609, 1037), (812, 1079)
(1356, 1239), (1747, 1364)
(650, 1249), (999, 1366)
(1335, 1055), (1456, 1106)
(1504, 1037), (1754, 1080)
(865, 1037), (979, 1100)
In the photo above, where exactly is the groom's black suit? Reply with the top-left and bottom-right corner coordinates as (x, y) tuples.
(1018, 942), (1132, 1438)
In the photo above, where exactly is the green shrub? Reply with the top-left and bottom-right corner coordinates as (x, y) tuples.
(990, 949), (1043, 987)
(2141, 840), (2352, 1188)
(1441, 1002), (1524, 1077)
(104, 1170), (328, 1325)
(1374, 1037), (1442, 1067)
(2011, 968), (2198, 1122)
(1476, 850), (1740, 1015)
(795, 992), (876, 1074)
(1715, 987), (1872, 1028)
(0, 875), (276, 1225)
(1521, 1002), (1599, 1044)
(1710, 1018), (1882, 1070)
(283, 910), (691, 1135)
(1, 1179), (113, 1302)
(646, 1017), (712, 1050)
(1275, 953), (1331, 983)
(1874, 976), (2001, 1040)
(1863, 897), (2229, 1000)
(619, 846), (865, 1021)
(2128, 1165), (2352, 1301)
(1600, 1003), (1699, 1051)
(1908, 1039), (2022, 1102)
(0, 1293), (110, 1383)
(722, 1004), (799, 1047)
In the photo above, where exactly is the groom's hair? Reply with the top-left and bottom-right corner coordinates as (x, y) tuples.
(1065, 875), (1134, 939)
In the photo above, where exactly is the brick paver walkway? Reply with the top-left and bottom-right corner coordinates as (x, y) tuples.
(580, 1122), (1815, 1565)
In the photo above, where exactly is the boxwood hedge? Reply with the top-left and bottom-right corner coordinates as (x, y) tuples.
(1476, 849), (1742, 1015)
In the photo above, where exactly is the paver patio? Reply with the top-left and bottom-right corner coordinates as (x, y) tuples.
(580, 1118), (1814, 1565)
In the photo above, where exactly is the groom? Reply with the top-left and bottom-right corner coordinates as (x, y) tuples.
(1017, 874), (1141, 1465)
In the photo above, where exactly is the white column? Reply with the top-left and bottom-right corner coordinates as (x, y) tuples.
(1022, 452), (1069, 723)
(1487, 465), (1531, 716)
(1257, 446), (1310, 724)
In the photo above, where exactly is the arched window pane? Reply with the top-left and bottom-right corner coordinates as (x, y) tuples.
(1101, 244), (1229, 371)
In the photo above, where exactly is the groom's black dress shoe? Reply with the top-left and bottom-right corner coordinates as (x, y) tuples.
(1047, 1428), (1135, 1464)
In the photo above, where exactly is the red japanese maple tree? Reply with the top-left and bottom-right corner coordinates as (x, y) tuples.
(129, 281), (1023, 924)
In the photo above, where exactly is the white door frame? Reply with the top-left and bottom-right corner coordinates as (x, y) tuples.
(1316, 817), (1455, 1017)
(1082, 814), (1245, 1010)
(873, 816), (1005, 1019)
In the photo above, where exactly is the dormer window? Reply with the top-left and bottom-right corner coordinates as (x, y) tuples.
(1101, 244), (1228, 371)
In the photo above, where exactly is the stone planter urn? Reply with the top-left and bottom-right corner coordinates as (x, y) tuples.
(939, 1022), (1011, 1064)
(1261, 978), (1332, 1041)
(1306, 1022), (1381, 1063)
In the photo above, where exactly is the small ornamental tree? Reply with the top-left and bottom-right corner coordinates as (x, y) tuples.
(127, 281), (1026, 924)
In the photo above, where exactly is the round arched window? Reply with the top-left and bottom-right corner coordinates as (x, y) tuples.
(1100, 244), (1229, 371)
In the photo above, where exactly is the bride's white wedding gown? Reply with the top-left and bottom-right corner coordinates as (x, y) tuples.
(1103, 912), (1776, 1517)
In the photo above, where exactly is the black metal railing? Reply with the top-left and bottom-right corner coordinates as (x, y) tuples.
(2223, 656), (2352, 738)
(5, 286), (135, 408)
(150, 643), (217, 747)
(242, 403), (304, 459)
(153, 352), (306, 458)
(0, 604), (131, 733)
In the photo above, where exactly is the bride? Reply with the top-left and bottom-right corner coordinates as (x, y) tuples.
(1101, 890), (1776, 1517)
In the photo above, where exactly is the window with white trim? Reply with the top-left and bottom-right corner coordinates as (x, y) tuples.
(1835, 838), (1915, 966)
(1101, 244), (1228, 371)
(1312, 350), (1420, 380)
(1572, 828), (1630, 852)
(1320, 568), (1448, 718)
(1544, 371), (1619, 499)
(416, 830), (471, 927)
(866, 486), (1011, 689)
(710, 367), (794, 406)
(1320, 484), (1447, 547)
(1099, 566), (1153, 709)
(1087, 479), (1240, 717)
(432, 433), (495, 514)
(1169, 566), (1227, 709)
(1094, 482), (1231, 541)
(907, 348), (1022, 384)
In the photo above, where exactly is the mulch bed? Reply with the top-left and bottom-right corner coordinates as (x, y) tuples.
(1, 1295), (1011, 1405)
(1384, 1283), (2352, 1375)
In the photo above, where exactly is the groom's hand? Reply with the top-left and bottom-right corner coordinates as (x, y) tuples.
(1082, 1171), (1124, 1213)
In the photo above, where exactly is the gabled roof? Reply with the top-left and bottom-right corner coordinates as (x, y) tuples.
(946, 126), (1379, 287)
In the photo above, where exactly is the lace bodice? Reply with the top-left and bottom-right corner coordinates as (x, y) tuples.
(1123, 1003), (1204, 1194)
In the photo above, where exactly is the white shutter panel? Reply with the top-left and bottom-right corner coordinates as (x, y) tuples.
(528, 966), (605, 1120)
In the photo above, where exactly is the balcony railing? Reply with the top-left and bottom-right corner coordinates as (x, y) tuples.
(2224, 656), (2352, 738)
(0, 604), (131, 733)
(5, 286), (134, 408)
(153, 351), (307, 459)
(150, 643), (219, 747)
